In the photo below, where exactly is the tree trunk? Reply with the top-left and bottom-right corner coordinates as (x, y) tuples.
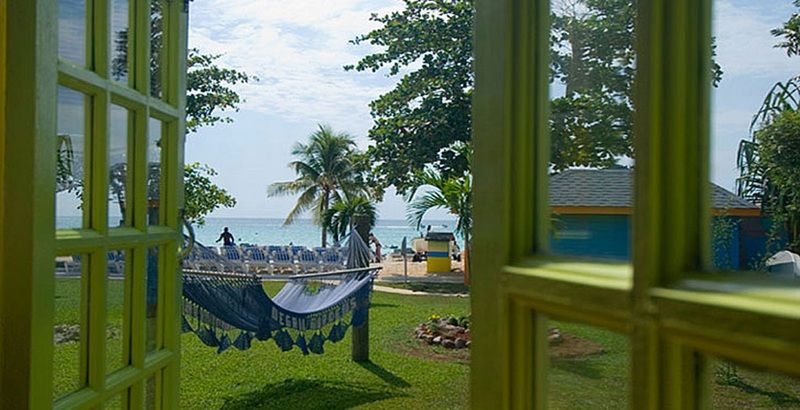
(321, 190), (329, 247)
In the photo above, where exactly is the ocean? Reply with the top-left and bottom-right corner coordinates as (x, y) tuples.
(56, 215), (458, 249)
(194, 217), (457, 249)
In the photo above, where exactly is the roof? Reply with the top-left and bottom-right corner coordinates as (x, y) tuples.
(549, 169), (758, 211)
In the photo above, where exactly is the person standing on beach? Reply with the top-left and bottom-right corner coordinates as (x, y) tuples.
(216, 227), (235, 247)
(369, 233), (382, 263)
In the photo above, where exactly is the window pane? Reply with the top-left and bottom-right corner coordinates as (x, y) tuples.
(104, 391), (125, 409)
(147, 118), (162, 226)
(710, 1), (799, 279)
(150, 0), (166, 98)
(106, 250), (128, 375)
(108, 105), (131, 227)
(56, 87), (87, 230)
(145, 374), (158, 409)
(109, 105), (129, 227)
(110, 0), (130, 84)
(53, 254), (86, 399)
(145, 247), (159, 352)
(547, 317), (630, 409)
(708, 357), (800, 408)
(548, 0), (636, 261)
(58, 0), (86, 66)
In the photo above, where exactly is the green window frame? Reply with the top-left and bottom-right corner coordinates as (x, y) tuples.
(1, 0), (187, 408)
(471, 0), (800, 409)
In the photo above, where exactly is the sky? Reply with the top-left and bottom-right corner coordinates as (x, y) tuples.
(180, 0), (797, 220)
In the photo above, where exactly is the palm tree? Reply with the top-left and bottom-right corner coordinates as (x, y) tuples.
(406, 169), (473, 249)
(268, 124), (359, 247)
(322, 194), (378, 244)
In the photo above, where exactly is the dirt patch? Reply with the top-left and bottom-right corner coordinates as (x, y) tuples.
(403, 328), (604, 363)
(549, 333), (605, 359)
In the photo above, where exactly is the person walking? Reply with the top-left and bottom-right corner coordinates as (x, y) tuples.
(216, 227), (235, 247)
(369, 232), (382, 263)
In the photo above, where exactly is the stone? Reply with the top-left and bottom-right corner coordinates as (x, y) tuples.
(548, 328), (563, 345)
(442, 339), (456, 349)
(454, 338), (467, 349)
(465, 340), (471, 348)
(432, 336), (442, 344)
(425, 335), (435, 344)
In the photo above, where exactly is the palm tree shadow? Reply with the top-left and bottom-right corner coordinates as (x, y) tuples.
(357, 361), (411, 388)
(220, 379), (404, 410)
(368, 303), (398, 309)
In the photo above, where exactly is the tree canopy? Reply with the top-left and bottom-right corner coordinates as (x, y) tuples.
(268, 124), (364, 247)
(349, 0), (721, 194)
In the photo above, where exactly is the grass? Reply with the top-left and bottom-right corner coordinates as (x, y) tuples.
(54, 278), (471, 409)
(52, 278), (800, 409)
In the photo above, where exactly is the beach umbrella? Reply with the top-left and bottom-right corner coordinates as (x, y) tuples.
(345, 228), (372, 269)
(766, 250), (800, 278)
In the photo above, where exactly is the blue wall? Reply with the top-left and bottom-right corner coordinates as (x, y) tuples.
(551, 215), (631, 261)
(550, 214), (760, 269)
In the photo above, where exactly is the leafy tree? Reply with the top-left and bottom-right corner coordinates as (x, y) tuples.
(349, 0), (721, 193)
(736, 3), (800, 254)
(753, 111), (800, 252)
(322, 194), (378, 244)
(346, 0), (473, 194)
(406, 169), (473, 251)
(268, 124), (362, 247)
(184, 163), (237, 225)
(109, 6), (252, 224)
(407, 142), (473, 250)
(772, 0), (800, 57)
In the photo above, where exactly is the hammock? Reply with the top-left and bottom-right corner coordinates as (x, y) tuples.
(181, 230), (377, 355)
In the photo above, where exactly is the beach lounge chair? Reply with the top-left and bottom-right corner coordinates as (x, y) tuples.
(296, 249), (321, 272)
(320, 250), (345, 271)
(270, 249), (296, 274)
(288, 245), (307, 257)
(191, 246), (225, 271)
(55, 255), (82, 275)
(246, 247), (271, 274)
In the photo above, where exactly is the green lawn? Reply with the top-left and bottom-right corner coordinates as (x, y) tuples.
(53, 278), (800, 409)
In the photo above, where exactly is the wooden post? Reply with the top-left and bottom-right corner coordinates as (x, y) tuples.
(350, 216), (370, 362)
(352, 313), (369, 362)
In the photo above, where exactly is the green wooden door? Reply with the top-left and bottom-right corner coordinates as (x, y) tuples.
(1, 0), (187, 408)
(470, 0), (800, 409)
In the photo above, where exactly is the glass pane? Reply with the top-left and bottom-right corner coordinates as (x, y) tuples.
(147, 118), (162, 226)
(145, 247), (159, 352)
(547, 317), (630, 409)
(109, 105), (129, 227)
(150, 0), (166, 98)
(56, 87), (86, 230)
(106, 250), (127, 375)
(53, 254), (86, 399)
(104, 391), (125, 409)
(548, 0), (636, 262)
(145, 374), (158, 409)
(58, 0), (86, 66)
(709, 357), (800, 408)
(110, 0), (130, 83)
(710, 1), (799, 281)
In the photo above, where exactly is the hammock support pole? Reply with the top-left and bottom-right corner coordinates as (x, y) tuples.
(352, 311), (369, 362)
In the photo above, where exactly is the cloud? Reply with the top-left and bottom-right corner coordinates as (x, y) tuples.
(713, 0), (797, 79)
(188, 0), (404, 138)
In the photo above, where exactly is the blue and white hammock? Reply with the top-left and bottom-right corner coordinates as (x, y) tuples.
(181, 230), (377, 355)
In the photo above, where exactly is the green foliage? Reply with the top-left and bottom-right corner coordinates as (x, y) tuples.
(772, 0), (800, 57)
(755, 110), (800, 251)
(322, 194), (378, 244)
(346, 0), (473, 194)
(349, 0), (721, 193)
(738, 5), (800, 254)
(186, 50), (254, 133)
(712, 214), (739, 270)
(268, 124), (365, 246)
(184, 163), (237, 226)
